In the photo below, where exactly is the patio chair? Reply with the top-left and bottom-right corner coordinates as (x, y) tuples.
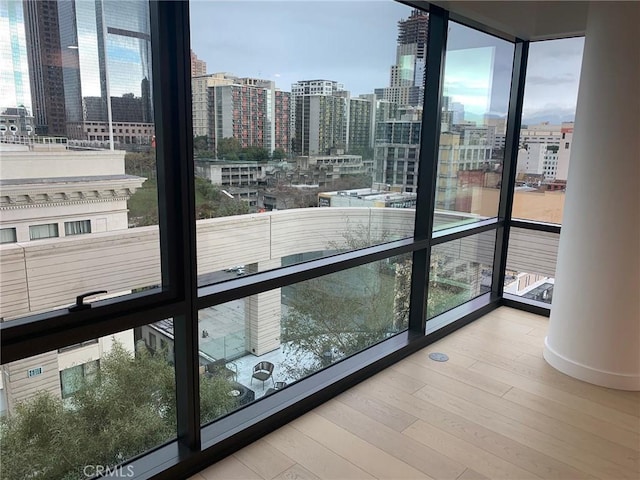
(251, 361), (275, 389)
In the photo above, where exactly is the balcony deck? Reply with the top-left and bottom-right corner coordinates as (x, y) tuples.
(191, 307), (640, 480)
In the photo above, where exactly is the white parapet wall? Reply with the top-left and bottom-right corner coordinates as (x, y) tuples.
(0, 207), (551, 321)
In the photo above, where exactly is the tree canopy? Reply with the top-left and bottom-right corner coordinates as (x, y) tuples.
(127, 176), (249, 227)
(0, 342), (234, 480)
(194, 177), (250, 218)
(281, 227), (409, 379)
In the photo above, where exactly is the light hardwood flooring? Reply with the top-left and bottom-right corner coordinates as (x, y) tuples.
(191, 307), (640, 480)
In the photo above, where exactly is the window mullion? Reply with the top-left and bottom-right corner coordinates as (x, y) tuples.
(150, 0), (201, 452)
(491, 40), (529, 298)
(409, 4), (449, 333)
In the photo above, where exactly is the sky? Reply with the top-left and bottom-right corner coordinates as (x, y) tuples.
(189, 0), (584, 125)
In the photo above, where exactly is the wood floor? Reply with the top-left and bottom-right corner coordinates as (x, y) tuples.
(190, 307), (640, 480)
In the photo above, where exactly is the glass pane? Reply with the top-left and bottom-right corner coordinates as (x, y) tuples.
(64, 219), (92, 235)
(0, 0), (161, 320)
(28, 223), (58, 240)
(197, 253), (411, 425)
(0, 322), (176, 479)
(513, 38), (584, 224)
(0, 228), (17, 244)
(434, 22), (515, 231)
(505, 227), (559, 304)
(427, 230), (495, 319)
(189, 1), (421, 286)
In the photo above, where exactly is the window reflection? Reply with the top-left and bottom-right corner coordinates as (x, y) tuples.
(189, 1), (420, 284)
(427, 230), (495, 319)
(434, 22), (515, 231)
(198, 254), (411, 425)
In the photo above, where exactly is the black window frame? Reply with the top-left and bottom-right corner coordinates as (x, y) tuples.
(0, 1), (553, 479)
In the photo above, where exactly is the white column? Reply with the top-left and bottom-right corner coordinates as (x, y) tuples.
(245, 259), (282, 356)
(543, 2), (640, 390)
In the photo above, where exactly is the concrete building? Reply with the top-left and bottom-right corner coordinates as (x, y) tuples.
(195, 160), (266, 188)
(192, 74), (290, 155)
(555, 124), (574, 181)
(375, 108), (495, 195)
(192, 73), (237, 140)
(212, 83), (268, 151)
(1, 2), (638, 476)
(348, 97), (373, 154)
(517, 142), (558, 179)
(298, 154), (367, 177)
(293, 94), (348, 156)
(318, 188), (417, 209)
(291, 79), (344, 97)
(0, 106), (34, 137)
(0, 141), (144, 414)
(374, 107), (422, 191)
(0, 144), (145, 242)
(191, 49), (207, 77)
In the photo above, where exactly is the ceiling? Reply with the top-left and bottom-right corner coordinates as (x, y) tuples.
(428, 1), (589, 41)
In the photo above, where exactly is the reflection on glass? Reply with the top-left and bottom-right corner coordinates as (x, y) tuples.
(427, 231), (495, 319)
(190, 2), (420, 285)
(504, 270), (554, 304)
(513, 37), (584, 225)
(1, 0), (159, 322)
(504, 227), (558, 304)
(198, 254), (411, 425)
(0, 324), (176, 479)
(434, 22), (515, 231)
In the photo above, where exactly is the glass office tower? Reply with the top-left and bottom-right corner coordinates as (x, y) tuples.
(58, 0), (153, 145)
(0, 0), (33, 134)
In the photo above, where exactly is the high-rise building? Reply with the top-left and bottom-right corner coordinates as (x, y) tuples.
(293, 94), (347, 156)
(0, 0), (33, 136)
(348, 97), (373, 154)
(211, 84), (266, 153)
(291, 79), (344, 96)
(555, 124), (574, 181)
(192, 73), (237, 142)
(191, 49), (207, 76)
(22, 0), (66, 136)
(374, 108), (422, 191)
(375, 9), (428, 107)
(192, 73), (290, 155)
(375, 105), (495, 194)
(57, 0), (154, 147)
(291, 80), (348, 156)
(274, 90), (291, 153)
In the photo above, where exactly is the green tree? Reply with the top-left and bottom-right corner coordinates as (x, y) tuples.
(194, 177), (250, 218)
(194, 135), (211, 156)
(125, 151), (156, 178)
(281, 264), (402, 379)
(128, 177), (249, 227)
(242, 146), (270, 162)
(281, 226), (409, 380)
(0, 342), (235, 480)
(127, 177), (159, 227)
(217, 137), (242, 160)
(271, 148), (286, 160)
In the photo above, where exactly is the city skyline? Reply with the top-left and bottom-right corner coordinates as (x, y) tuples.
(189, 1), (584, 124)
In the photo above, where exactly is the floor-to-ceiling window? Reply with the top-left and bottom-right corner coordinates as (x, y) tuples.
(0, 2), (559, 478)
(504, 37), (584, 306)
